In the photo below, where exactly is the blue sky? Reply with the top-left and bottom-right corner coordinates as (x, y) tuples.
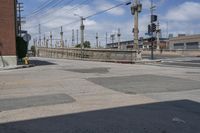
(21, 0), (200, 47)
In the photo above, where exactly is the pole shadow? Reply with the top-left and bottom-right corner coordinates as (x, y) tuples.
(0, 100), (200, 133)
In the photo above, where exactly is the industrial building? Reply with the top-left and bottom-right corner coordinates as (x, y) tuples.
(107, 34), (200, 51)
(0, 0), (17, 67)
(169, 34), (200, 50)
(106, 37), (168, 50)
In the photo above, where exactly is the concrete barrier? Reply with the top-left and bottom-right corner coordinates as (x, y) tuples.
(142, 49), (200, 57)
(0, 56), (17, 67)
(37, 48), (142, 63)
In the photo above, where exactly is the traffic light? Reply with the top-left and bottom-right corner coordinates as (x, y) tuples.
(148, 37), (156, 42)
(151, 15), (157, 22)
(148, 25), (151, 34)
(151, 23), (156, 32)
(148, 23), (156, 33)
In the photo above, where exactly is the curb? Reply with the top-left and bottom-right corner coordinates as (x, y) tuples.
(0, 64), (35, 71)
(135, 59), (162, 64)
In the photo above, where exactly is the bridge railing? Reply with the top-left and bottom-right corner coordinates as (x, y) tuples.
(36, 47), (142, 63)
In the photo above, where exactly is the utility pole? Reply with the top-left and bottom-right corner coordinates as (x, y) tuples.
(43, 34), (46, 47)
(80, 17), (85, 51)
(72, 29), (75, 47)
(106, 32), (108, 46)
(117, 28), (121, 50)
(50, 32), (53, 48)
(65, 40), (68, 48)
(166, 21), (169, 38)
(156, 21), (160, 50)
(99, 41), (101, 48)
(16, 2), (24, 37)
(110, 34), (115, 43)
(60, 26), (64, 48)
(33, 38), (37, 47)
(46, 38), (49, 48)
(76, 29), (79, 46)
(39, 24), (41, 47)
(96, 33), (99, 48)
(74, 14), (85, 58)
(131, 0), (142, 50)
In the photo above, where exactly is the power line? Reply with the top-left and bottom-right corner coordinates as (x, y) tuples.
(23, 0), (91, 29)
(85, 1), (131, 19)
(30, 0), (131, 37)
(26, 0), (74, 20)
(28, 0), (65, 17)
(25, 0), (56, 18)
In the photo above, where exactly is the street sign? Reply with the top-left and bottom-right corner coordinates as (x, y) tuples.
(23, 34), (31, 42)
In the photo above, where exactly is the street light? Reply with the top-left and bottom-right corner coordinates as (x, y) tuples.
(74, 14), (85, 58)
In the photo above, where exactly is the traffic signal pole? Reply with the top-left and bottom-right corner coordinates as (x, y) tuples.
(151, 4), (154, 60)
(80, 17), (85, 58)
(150, 0), (155, 60)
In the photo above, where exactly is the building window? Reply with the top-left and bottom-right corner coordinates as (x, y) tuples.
(186, 42), (199, 49)
(174, 43), (184, 49)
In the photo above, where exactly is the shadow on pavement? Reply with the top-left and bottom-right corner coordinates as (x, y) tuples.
(0, 100), (200, 133)
(29, 59), (57, 66)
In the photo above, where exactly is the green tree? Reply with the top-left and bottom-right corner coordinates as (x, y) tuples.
(75, 41), (91, 48)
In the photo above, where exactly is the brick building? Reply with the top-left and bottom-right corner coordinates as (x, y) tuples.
(0, 0), (17, 67)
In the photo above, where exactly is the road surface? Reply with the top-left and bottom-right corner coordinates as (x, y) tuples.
(0, 57), (200, 133)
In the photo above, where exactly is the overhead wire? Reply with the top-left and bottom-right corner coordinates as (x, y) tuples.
(31, 0), (131, 37)
(26, 0), (71, 20)
(25, 0), (57, 18)
(23, 0), (91, 29)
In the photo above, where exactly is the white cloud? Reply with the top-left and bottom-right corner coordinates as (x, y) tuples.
(158, 1), (200, 37)
(165, 2), (200, 21)
(140, 0), (151, 10)
(23, 0), (200, 47)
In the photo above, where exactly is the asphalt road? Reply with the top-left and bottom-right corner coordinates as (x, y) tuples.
(0, 57), (200, 133)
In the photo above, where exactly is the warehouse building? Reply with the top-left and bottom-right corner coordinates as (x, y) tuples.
(169, 34), (200, 50)
(106, 37), (168, 50)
